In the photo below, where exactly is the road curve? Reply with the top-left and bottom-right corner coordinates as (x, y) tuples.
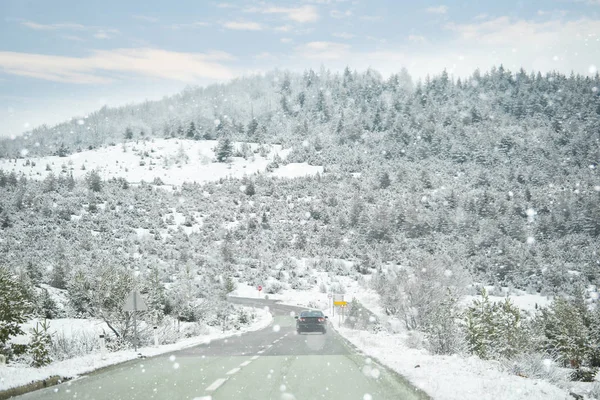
(15, 297), (429, 400)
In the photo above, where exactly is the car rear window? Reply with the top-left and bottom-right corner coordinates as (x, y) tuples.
(300, 311), (323, 317)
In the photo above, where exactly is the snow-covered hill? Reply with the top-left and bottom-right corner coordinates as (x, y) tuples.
(0, 139), (323, 185)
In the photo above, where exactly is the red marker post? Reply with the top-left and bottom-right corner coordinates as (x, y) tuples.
(257, 285), (262, 298)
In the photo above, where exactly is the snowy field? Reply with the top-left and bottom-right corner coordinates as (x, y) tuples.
(0, 139), (323, 185)
(0, 307), (272, 391)
(10, 318), (106, 346)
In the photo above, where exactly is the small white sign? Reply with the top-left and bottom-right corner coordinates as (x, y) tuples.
(123, 291), (148, 312)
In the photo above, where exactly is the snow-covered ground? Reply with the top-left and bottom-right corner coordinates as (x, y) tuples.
(336, 327), (570, 400)
(11, 318), (105, 346)
(0, 139), (322, 185)
(0, 307), (272, 392)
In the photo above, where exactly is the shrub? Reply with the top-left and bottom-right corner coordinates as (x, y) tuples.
(29, 320), (52, 367)
(265, 281), (283, 294)
(465, 289), (529, 360)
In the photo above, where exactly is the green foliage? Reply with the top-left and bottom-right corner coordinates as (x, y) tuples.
(0, 267), (31, 351)
(223, 276), (236, 294)
(29, 319), (52, 367)
(534, 297), (591, 368)
(85, 169), (102, 192)
(464, 289), (529, 359)
(216, 138), (233, 162)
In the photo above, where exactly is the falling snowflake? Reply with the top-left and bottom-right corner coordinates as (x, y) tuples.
(527, 237), (536, 245)
(20, 149), (29, 157)
(280, 385), (287, 392)
(214, 119), (221, 126)
(590, 65), (598, 74)
(363, 395), (373, 400)
(444, 269), (453, 277)
(273, 325), (281, 332)
(173, 363), (180, 369)
(169, 355), (176, 362)
(77, 119), (85, 125)
(370, 368), (380, 379)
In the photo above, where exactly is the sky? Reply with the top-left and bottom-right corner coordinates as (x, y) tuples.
(0, 0), (599, 138)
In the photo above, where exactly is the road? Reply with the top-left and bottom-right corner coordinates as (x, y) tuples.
(15, 298), (429, 400)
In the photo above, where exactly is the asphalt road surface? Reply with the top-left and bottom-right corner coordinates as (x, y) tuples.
(15, 298), (429, 400)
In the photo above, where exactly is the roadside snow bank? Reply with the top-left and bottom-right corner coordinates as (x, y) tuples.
(335, 327), (570, 400)
(0, 306), (272, 392)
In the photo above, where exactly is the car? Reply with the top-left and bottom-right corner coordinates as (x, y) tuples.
(295, 310), (328, 334)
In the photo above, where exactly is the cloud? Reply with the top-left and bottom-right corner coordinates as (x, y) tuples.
(330, 9), (352, 19)
(254, 52), (275, 60)
(295, 41), (350, 60)
(133, 15), (158, 23)
(360, 15), (382, 21)
(0, 48), (235, 84)
(222, 21), (263, 30)
(92, 29), (119, 40)
(21, 21), (86, 30)
(275, 25), (293, 32)
(333, 32), (355, 39)
(426, 5), (448, 14)
(247, 5), (319, 23)
(281, 38), (293, 43)
(61, 35), (85, 42)
(408, 34), (427, 43)
(170, 22), (210, 30)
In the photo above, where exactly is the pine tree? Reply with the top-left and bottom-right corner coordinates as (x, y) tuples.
(244, 179), (256, 196)
(187, 122), (196, 138)
(0, 267), (31, 350)
(379, 171), (391, 189)
(57, 143), (68, 157)
(49, 262), (67, 289)
(43, 172), (57, 193)
(124, 127), (133, 140)
(85, 170), (102, 192)
(216, 138), (233, 163)
(29, 319), (52, 367)
(66, 172), (75, 191)
(247, 118), (258, 138)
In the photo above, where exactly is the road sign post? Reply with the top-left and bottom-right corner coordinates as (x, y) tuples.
(99, 334), (106, 360)
(123, 290), (148, 351)
(257, 285), (262, 298)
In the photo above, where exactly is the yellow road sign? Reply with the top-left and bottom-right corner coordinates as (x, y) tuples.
(333, 301), (347, 307)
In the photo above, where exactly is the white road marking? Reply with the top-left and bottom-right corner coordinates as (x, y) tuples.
(205, 378), (227, 391)
(226, 367), (241, 375)
(240, 360), (252, 367)
(251, 355), (260, 360)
